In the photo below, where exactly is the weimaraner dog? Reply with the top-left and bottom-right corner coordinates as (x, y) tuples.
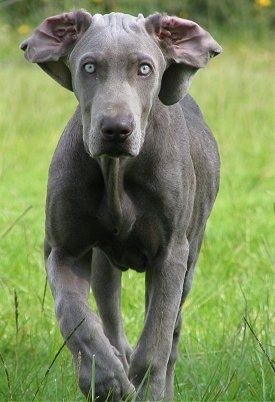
(21, 9), (221, 402)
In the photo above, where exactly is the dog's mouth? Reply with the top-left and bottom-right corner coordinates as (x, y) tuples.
(94, 143), (136, 158)
(91, 135), (140, 158)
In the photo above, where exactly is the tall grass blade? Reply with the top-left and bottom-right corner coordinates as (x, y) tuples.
(0, 206), (32, 240)
(87, 354), (96, 402)
(32, 317), (86, 401)
(14, 289), (19, 337)
(0, 351), (13, 401)
(244, 317), (275, 374)
(41, 276), (48, 313)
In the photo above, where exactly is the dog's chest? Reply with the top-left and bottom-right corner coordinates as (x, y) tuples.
(96, 197), (165, 272)
(97, 222), (161, 273)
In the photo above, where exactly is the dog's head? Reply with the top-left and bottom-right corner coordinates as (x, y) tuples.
(21, 10), (221, 158)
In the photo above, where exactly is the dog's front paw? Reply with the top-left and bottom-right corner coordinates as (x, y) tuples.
(77, 348), (136, 401)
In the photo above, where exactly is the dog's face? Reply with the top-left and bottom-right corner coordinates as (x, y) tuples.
(69, 14), (166, 158)
(21, 10), (221, 159)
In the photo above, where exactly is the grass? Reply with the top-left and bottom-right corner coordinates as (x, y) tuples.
(0, 24), (275, 401)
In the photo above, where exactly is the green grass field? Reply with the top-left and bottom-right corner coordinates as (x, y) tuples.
(0, 26), (274, 401)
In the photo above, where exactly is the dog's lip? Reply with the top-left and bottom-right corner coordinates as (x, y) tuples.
(93, 143), (136, 158)
(95, 150), (134, 158)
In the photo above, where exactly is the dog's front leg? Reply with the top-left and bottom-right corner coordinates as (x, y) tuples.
(91, 248), (132, 372)
(46, 247), (135, 401)
(129, 239), (189, 401)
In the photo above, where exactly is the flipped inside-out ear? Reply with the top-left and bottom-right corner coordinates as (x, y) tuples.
(145, 13), (222, 105)
(20, 10), (92, 91)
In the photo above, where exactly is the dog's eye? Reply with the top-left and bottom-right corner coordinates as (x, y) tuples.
(138, 63), (152, 76)
(84, 63), (96, 74)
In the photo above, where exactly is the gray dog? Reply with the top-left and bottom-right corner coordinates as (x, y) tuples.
(21, 9), (221, 402)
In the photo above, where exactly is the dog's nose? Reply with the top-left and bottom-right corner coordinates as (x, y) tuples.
(100, 115), (134, 142)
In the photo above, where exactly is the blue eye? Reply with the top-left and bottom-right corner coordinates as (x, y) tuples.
(138, 63), (152, 76)
(84, 63), (96, 73)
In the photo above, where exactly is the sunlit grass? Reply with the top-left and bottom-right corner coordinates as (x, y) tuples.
(0, 31), (274, 401)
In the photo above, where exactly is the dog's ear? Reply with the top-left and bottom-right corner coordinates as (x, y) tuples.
(20, 10), (92, 91)
(145, 14), (222, 105)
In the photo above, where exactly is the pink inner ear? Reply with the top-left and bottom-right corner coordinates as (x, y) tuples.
(43, 13), (79, 41)
(162, 16), (197, 28)
(20, 10), (92, 63)
(161, 16), (204, 43)
(55, 27), (73, 38)
(157, 15), (222, 68)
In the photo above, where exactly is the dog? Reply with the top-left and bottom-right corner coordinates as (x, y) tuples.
(21, 10), (221, 401)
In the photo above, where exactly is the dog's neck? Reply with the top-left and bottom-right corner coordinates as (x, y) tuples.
(100, 157), (123, 231)
(98, 156), (135, 237)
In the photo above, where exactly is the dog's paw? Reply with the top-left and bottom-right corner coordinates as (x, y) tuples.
(77, 347), (135, 401)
